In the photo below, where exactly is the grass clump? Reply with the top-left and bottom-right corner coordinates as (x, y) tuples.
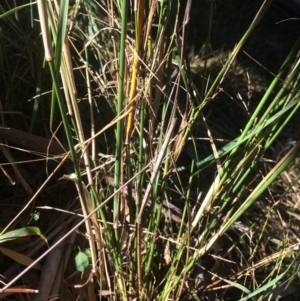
(0, 0), (300, 300)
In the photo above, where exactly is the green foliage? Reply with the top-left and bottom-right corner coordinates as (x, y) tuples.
(0, 227), (44, 243)
(75, 249), (90, 272)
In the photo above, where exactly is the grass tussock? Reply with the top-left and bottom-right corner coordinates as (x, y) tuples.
(0, 0), (300, 300)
